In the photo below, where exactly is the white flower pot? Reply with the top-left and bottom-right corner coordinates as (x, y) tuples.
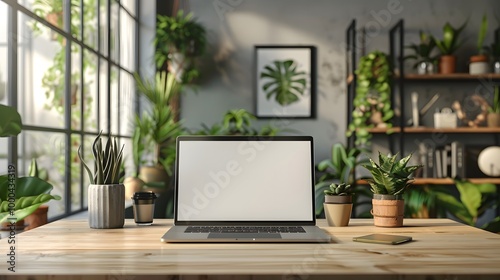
(469, 61), (490, 74)
(88, 184), (125, 229)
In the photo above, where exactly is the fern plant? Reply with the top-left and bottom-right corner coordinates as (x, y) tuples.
(78, 131), (124, 185)
(260, 59), (307, 106)
(363, 152), (422, 196)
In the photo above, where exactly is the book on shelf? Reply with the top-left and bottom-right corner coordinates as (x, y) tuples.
(451, 141), (465, 178)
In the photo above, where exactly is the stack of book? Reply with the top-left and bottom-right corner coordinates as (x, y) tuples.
(419, 141), (466, 178)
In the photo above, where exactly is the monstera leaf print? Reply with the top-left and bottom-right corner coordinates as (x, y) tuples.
(260, 59), (307, 106)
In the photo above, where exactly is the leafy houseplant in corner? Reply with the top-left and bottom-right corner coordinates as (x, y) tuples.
(155, 10), (207, 84)
(323, 183), (353, 227)
(487, 85), (500, 127)
(469, 15), (490, 74)
(363, 152), (422, 227)
(79, 132), (125, 229)
(0, 104), (61, 227)
(433, 21), (467, 74)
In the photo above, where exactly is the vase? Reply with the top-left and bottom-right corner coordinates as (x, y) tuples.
(88, 184), (125, 229)
(371, 194), (404, 227)
(439, 55), (456, 74)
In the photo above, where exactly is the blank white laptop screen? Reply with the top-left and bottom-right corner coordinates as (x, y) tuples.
(176, 139), (314, 222)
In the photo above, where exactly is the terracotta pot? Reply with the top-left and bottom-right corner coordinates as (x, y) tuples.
(324, 203), (353, 227)
(487, 113), (500, 127)
(371, 194), (404, 227)
(439, 55), (457, 74)
(24, 205), (49, 230)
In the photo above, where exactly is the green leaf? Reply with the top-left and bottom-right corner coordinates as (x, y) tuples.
(0, 104), (23, 137)
(0, 194), (61, 224)
(260, 59), (307, 106)
(455, 179), (481, 219)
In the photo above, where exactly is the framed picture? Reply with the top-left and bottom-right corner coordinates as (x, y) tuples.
(254, 45), (316, 119)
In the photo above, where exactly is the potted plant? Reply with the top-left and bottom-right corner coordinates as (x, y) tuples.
(363, 152), (422, 227)
(487, 85), (500, 127)
(433, 21), (467, 74)
(155, 10), (207, 84)
(78, 131), (125, 229)
(470, 15), (490, 74)
(405, 31), (438, 74)
(0, 105), (61, 227)
(314, 143), (371, 217)
(133, 71), (183, 183)
(346, 51), (394, 147)
(323, 183), (353, 227)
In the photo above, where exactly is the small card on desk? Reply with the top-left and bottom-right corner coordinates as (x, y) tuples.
(353, 234), (412, 245)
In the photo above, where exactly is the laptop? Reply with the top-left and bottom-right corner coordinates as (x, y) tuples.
(161, 135), (332, 243)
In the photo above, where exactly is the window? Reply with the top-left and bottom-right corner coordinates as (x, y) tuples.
(0, 0), (139, 219)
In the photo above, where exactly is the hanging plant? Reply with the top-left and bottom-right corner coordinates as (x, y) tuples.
(346, 51), (394, 146)
(260, 59), (307, 106)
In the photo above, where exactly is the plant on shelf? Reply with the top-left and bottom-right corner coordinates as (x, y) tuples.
(155, 10), (207, 84)
(323, 183), (354, 227)
(314, 143), (371, 217)
(487, 85), (500, 127)
(405, 31), (438, 74)
(363, 152), (422, 227)
(260, 59), (307, 106)
(469, 14), (490, 74)
(0, 105), (61, 226)
(78, 131), (125, 229)
(432, 20), (467, 74)
(346, 51), (394, 147)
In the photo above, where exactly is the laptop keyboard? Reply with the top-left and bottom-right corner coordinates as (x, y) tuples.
(184, 226), (306, 233)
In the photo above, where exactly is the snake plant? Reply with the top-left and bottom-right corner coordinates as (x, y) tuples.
(260, 59), (307, 106)
(78, 131), (124, 185)
(433, 21), (467, 55)
(363, 152), (422, 196)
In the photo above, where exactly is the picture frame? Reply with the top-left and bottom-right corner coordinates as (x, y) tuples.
(254, 45), (316, 119)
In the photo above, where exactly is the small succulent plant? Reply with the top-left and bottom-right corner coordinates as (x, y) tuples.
(363, 152), (422, 196)
(78, 131), (124, 185)
(324, 183), (353, 196)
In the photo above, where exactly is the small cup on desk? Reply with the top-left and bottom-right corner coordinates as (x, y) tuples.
(132, 192), (157, 225)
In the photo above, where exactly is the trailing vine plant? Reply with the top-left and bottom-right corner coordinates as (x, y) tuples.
(346, 51), (394, 147)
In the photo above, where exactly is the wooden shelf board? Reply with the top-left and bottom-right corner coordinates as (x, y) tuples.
(368, 127), (500, 134)
(402, 73), (500, 80)
(357, 178), (500, 185)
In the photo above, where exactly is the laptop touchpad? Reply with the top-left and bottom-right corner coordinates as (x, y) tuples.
(208, 233), (282, 239)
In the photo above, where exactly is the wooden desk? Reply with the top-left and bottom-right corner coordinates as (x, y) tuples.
(1, 219), (500, 279)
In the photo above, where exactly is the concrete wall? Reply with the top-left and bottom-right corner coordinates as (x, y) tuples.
(180, 0), (500, 162)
